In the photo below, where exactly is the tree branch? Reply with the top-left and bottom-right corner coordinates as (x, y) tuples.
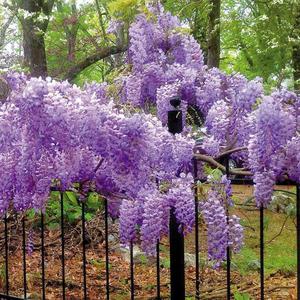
(194, 153), (253, 176)
(63, 44), (127, 81)
(42, 0), (55, 16)
(216, 147), (248, 160)
(266, 214), (289, 244)
(0, 14), (15, 49)
(95, 0), (108, 42)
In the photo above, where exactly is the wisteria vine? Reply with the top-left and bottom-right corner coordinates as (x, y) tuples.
(0, 2), (299, 267)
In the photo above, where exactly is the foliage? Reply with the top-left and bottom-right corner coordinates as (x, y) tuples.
(45, 1), (110, 80)
(270, 190), (297, 216)
(233, 208), (297, 276)
(234, 292), (251, 300)
(0, 6), (22, 70)
(108, 0), (141, 20)
(221, 0), (299, 89)
(26, 191), (104, 229)
(2, 0), (299, 89)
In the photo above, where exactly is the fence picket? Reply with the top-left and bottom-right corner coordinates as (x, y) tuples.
(60, 192), (66, 300)
(22, 217), (27, 299)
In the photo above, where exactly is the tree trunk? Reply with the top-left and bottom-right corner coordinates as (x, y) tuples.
(21, 0), (54, 77)
(293, 9), (300, 92)
(207, 0), (221, 68)
(22, 23), (47, 77)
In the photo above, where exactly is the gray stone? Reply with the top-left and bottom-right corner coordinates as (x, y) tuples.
(108, 234), (116, 243)
(185, 253), (196, 267)
(119, 245), (154, 265)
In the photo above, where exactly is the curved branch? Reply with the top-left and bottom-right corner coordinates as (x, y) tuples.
(266, 214), (289, 244)
(64, 44), (128, 81)
(216, 146), (248, 160)
(194, 153), (253, 176)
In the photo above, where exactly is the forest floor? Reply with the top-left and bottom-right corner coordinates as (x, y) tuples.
(0, 185), (297, 300)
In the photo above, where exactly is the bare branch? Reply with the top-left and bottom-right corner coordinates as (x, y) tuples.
(216, 147), (248, 160)
(266, 214), (289, 244)
(194, 153), (253, 176)
(63, 44), (127, 81)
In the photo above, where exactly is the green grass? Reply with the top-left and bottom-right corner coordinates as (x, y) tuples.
(163, 190), (297, 277)
(232, 247), (260, 274)
(232, 207), (297, 276)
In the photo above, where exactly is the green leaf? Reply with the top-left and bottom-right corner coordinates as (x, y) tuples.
(87, 192), (102, 210)
(26, 209), (36, 219)
(85, 212), (93, 221)
(65, 191), (78, 206)
(234, 292), (251, 300)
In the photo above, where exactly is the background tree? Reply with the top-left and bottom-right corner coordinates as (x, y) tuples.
(1, 0), (300, 90)
(6, 0), (56, 77)
(292, 5), (300, 91)
(0, 5), (21, 70)
(207, 0), (221, 68)
(3, 0), (129, 81)
(221, 0), (299, 90)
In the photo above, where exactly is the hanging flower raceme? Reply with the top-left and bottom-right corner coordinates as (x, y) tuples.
(200, 177), (243, 267)
(167, 174), (195, 234)
(140, 190), (169, 255)
(228, 215), (244, 253)
(248, 96), (297, 207)
(201, 190), (228, 266)
(120, 199), (143, 245)
(120, 174), (195, 255)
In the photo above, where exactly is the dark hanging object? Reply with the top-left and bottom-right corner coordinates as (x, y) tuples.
(168, 96), (183, 135)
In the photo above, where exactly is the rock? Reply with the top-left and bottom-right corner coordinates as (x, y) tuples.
(108, 234), (116, 243)
(107, 217), (118, 226)
(185, 253), (196, 267)
(247, 259), (260, 271)
(119, 245), (154, 265)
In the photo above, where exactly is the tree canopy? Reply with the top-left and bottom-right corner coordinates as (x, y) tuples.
(0, 0), (299, 90)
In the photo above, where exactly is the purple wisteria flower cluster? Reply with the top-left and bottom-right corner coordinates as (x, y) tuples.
(111, 3), (299, 260)
(120, 4), (300, 209)
(0, 73), (197, 255)
(122, 7), (263, 133)
(248, 93), (299, 206)
(200, 177), (243, 267)
(2, 2), (300, 265)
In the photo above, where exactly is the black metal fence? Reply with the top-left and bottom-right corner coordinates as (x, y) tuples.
(0, 167), (299, 300)
(0, 100), (299, 299)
